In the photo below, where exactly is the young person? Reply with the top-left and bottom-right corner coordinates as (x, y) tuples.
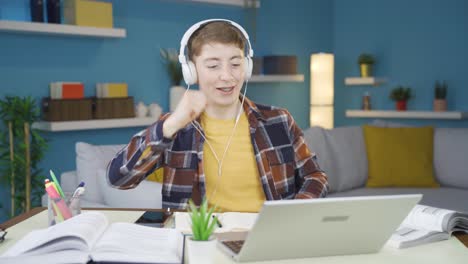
(107, 19), (328, 212)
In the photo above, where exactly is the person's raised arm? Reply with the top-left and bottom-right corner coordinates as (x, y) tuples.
(106, 91), (207, 189)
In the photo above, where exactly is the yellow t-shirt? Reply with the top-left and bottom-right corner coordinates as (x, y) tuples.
(201, 111), (266, 212)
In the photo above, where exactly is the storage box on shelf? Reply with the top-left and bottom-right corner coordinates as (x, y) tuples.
(93, 97), (135, 119)
(42, 97), (93, 121)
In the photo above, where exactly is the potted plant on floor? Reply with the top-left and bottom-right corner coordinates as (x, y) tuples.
(160, 48), (184, 112)
(390, 86), (412, 111)
(186, 198), (218, 264)
(0, 96), (48, 218)
(433, 81), (447, 112)
(358, 53), (375, 77)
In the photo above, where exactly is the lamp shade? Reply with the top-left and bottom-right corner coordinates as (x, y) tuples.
(310, 53), (334, 128)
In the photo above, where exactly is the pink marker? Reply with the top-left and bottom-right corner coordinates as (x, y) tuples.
(45, 182), (72, 220)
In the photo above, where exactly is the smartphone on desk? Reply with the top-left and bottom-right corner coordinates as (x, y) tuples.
(135, 211), (169, 228)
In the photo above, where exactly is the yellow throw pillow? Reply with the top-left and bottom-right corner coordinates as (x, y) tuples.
(363, 125), (439, 188)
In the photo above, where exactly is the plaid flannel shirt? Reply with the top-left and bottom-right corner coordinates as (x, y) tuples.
(107, 97), (328, 209)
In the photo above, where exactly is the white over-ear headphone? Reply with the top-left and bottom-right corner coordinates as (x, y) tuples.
(178, 19), (254, 85)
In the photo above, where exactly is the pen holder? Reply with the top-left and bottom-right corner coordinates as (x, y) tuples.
(47, 192), (81, 226)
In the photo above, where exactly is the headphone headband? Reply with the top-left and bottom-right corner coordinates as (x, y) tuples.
(178, 19), (253, 64)
(178, 19), (254, 85)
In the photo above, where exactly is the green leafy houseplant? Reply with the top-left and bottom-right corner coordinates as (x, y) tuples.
(0, 96), (48, 217)
(389, 86), (412, 101)
(188, 198), (218, 241)
(160, 48), (183, 86)
(358, 53), (375, 65)
(434, 81), (447, 100)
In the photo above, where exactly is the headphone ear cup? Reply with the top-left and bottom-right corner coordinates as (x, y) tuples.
(182, 61), (197, 85)
(244, 57), (253, 80)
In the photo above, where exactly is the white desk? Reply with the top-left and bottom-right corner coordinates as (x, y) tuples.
(1, 209), (467, 263)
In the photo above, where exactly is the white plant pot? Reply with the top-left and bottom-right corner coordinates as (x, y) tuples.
(187, 237), (216, 264)
(170, 85), (186, 112)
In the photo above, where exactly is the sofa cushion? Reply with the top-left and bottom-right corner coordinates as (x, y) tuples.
(327, 187), (468, 213)
(363, 126), (439, 187)
(303, 126), (368, 193)
(76, 142), (125, 203)
(97, 169), (162, 208)
(434, 128), (468, 189)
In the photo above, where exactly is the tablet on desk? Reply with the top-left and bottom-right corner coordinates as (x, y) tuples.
(135, 211), (169, 228)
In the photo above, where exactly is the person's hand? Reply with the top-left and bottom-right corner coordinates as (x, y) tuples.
(163, 90), (207, 138)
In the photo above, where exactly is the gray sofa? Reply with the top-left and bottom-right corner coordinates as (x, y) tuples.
(303, 123), (468, 213)
(44, 124), (468, 213)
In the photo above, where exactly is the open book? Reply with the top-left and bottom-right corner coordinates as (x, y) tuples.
(0, 212), (184, 264)
(175, 212), (257, 234)
(387, 205), (468, 249)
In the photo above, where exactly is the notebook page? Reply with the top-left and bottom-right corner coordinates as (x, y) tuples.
(217, 212), (258, 231)
(2, 212), (108, 257)
(91, 223), (183, 263)
(175, 212), (258, 233)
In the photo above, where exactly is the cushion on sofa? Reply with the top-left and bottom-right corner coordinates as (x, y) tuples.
(76, 142), (126, 203)
(303, 126), (368, 193)
(327, 187), (468, 213)
(97, 169), (162, 208)
(363, 126), (439, 188)
(434, 128), (468, 189)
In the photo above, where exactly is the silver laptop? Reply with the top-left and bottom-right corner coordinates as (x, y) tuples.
(218, 194), (422, 262)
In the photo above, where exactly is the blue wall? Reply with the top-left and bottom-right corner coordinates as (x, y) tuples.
(0, 0), (331, 221)
(247, 0), (333, 127)
(334, 0), (468, 127)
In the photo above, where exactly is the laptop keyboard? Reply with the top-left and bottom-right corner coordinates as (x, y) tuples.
(222, 240), (245, 254)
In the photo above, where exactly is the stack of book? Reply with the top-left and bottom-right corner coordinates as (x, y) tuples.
(96, 83), (128, 98)
(50, 82), (84, 99)
(63, 0), (113, 28)
(45, 82), (91, 121)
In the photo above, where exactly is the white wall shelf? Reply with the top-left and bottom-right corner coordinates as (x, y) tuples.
(345, 77), (386, 86)
(32, 117), (155, 132)
(346, 110), (468, 120)
(179, 0), (260, 8)
(0, 20), (126, 38)
(250, 74), (304, 83)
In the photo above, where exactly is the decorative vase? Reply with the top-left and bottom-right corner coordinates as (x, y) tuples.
(148, 103), (162, 119)
(433, 99), (447, 112)
(46, 0), (61, 24)
(396, 100), (407, 111)
(170, 85), (186, 112)
(187, 237), (216, 264)
(135, 102), (148, 118)
(30, 0), (44, 22)
(360, 64), (372, 77)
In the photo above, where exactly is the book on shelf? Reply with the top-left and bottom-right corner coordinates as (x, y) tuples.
(387, 204), (468, 249)
(63, 0), (113, 28)
(175, 211), (257, 234)
(0, 212), (184, 264)
(96, 83), (128, 98)
(49, 82), (84, 99)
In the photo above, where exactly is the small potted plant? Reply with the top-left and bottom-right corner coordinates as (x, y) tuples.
(434, 81), (447, 112)
(390, 86), (412, 111)
(186, 198), (218, 264)
(358, 53), (375, 77)
(160, 48), (184, 112)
